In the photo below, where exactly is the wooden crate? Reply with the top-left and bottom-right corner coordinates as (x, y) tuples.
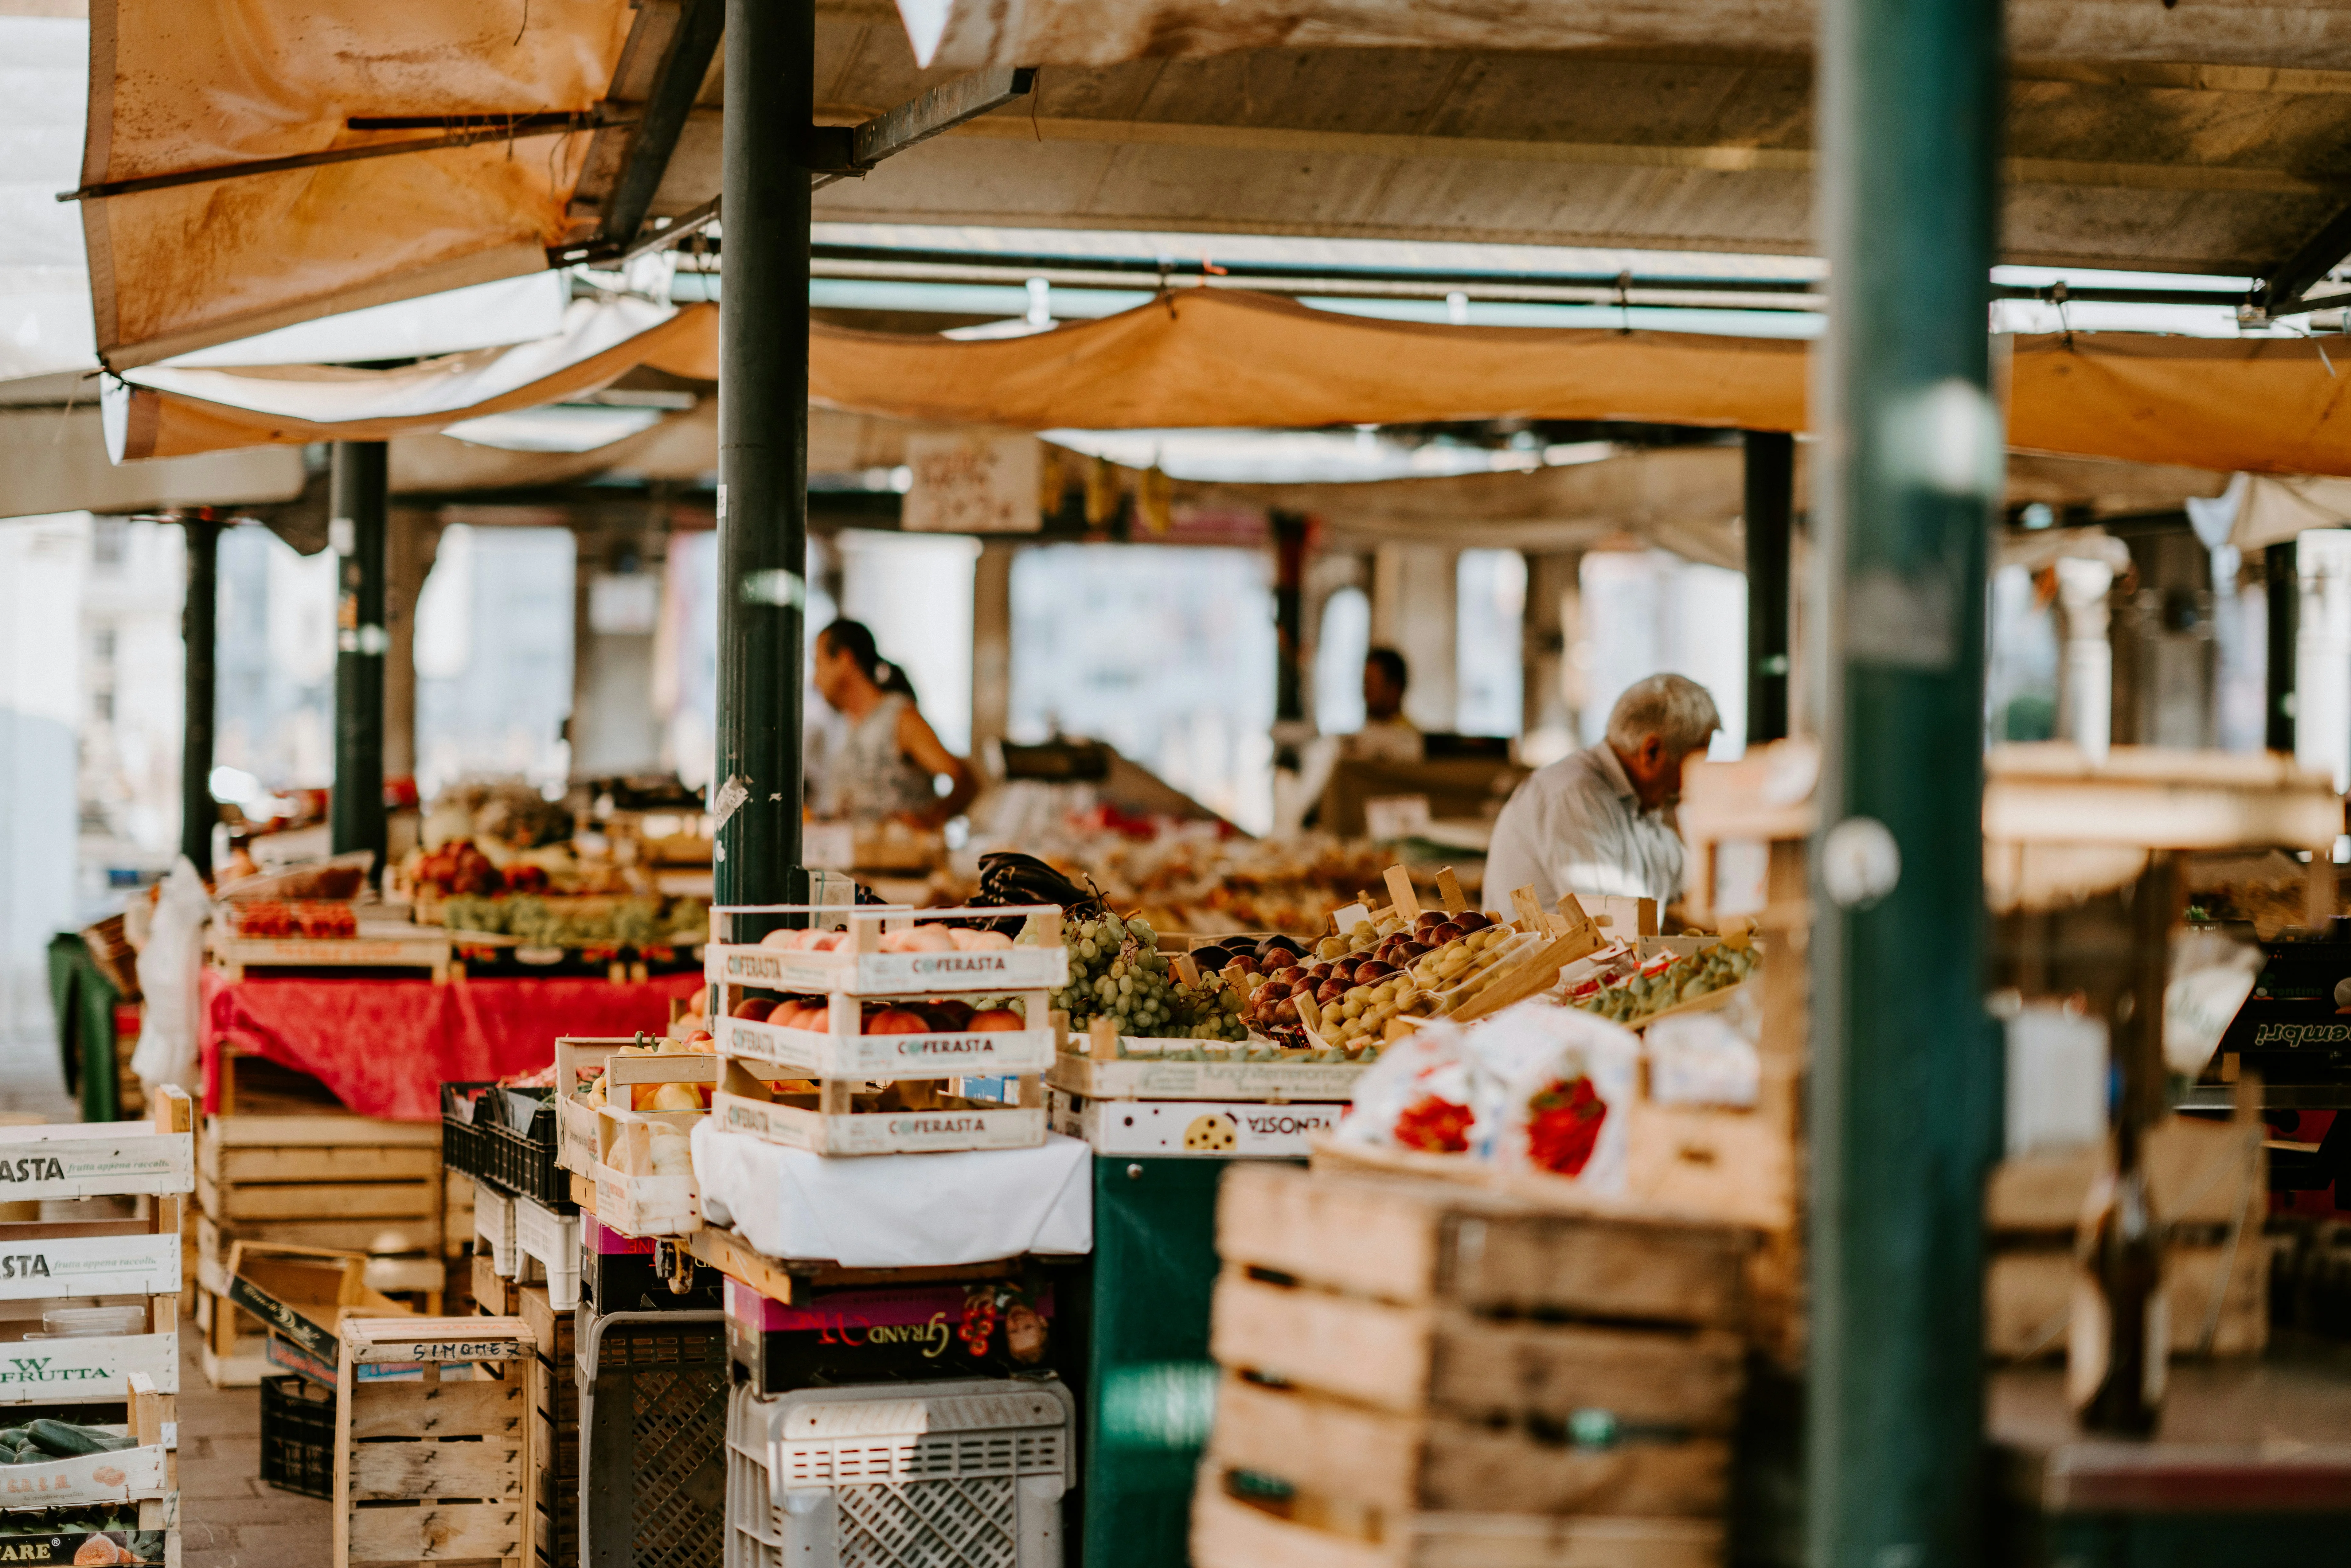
(1193, 1479), (1723, 1568)
(519, 1288), (576, 1568)
(1197, 1166), (1747, 1565)
(210, 930), (454, 983)
(333, 1317), (532, 1568)
(703, 905), (1067, 997)
(1220, 1164), (1752, 1325)
(0, 1090), (192, 1406)
(1985, 1111), (2269, 1360)
(710, 1054), (1045, 1156)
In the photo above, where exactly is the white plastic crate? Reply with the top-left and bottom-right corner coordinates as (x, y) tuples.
(724, 1377), (1074, 1568)
(474, 1184), (516, 1276)
(512, 1194), (581, 1310)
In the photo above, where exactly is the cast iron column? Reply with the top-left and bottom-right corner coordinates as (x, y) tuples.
(2268, 538), (2299, 754)
(1811, 0), (2003, 1560)
(179, 514), (220, 876)
(1744, 430), (1795, 745)
(715, 0), (813, 910)
(329, 441), (389, 878)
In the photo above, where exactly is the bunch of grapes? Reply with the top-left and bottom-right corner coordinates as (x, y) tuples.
(1170, 973), (1250, 1041)
(1051, 913), (1181, 1035)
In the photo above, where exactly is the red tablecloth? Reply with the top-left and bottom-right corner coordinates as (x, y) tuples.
(200, 969), (702, 1122)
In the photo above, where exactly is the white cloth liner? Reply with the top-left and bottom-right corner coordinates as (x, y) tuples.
(690, 1121), (1093, 1269)
(103, 296), (678, 459)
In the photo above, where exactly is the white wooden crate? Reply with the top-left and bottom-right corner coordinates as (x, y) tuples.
(709, 1084), (1047, 1157)
(705, 905), (1067, 997)
(717, 1008), (1054, 1082)
(0, 1120), (194, 1201)
(1048, 1090), (1348, 1158)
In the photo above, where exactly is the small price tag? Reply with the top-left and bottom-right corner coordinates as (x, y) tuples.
(803, 822), (856, 870)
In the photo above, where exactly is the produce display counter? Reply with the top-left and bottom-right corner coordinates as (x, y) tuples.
(200, 968), (701, 1121)
(1989, 1342), (2351, 1565)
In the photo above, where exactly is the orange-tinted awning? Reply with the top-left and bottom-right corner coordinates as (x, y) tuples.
(112, 289), (2351, 480)
(77, 0), (632, 368)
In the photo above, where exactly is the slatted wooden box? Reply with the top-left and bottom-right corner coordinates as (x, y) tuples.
(1194, 1164), (1752, 1568)
(333, 1316), (532, 1568)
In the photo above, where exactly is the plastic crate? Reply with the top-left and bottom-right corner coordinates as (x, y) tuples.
(487, 1087), (576, 1211)
(581, 1310), (731, 1568)
(259, 1373), (334, 1500)
(440, 1081), (497, 1187)
(723, 1377), (1073, 1568)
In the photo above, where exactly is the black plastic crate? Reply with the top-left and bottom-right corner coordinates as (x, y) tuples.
(582, 1312), (729, 1568)
(485, 1087), (574, 1212)
(259, 1374), (334, 1500)
(440, 1082), (498, 1187)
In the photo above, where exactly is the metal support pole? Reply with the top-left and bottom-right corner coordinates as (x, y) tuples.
(716, 0), (812, 910)
(1811, 0), (2002, 1559)
(1271, 512), (1308, 727)
(1744, 431), (1795, 745)
(2268, 539), (2299, 754)
(179, 514), (219, 876)
(330, 441), (389, 878)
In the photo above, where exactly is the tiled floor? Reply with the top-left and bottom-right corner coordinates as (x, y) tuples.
(176, 1334), (326, 1568)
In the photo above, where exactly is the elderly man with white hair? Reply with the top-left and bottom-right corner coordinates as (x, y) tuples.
(1484, 673), (1722, 915)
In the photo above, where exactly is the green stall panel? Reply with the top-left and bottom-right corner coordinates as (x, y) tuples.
(1081, 1156), (1288, 1568)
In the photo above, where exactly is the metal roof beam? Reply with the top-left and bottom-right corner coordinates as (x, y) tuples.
(2259, 204), (2351, 315)
(807, 67), (1037, 189)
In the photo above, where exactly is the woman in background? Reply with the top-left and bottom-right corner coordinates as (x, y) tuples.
(809, 619), (979, 827)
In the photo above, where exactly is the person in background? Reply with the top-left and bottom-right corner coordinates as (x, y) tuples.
(1343, 646), (1423, 762)
(1483, 673), (1721, 913)
(809, 619), (980, 827)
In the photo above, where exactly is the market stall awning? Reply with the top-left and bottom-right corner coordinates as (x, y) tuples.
(72, 0), (636, 368)
(797, 291), (2351, 477)
(895, 0), (2351, 69)
(105, 299), (708, 460)
(0, 406), (304, 523)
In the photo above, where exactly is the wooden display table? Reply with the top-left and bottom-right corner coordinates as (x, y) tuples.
(1990, 1341), (2351, 1564)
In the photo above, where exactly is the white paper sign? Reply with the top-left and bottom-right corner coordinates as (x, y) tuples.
(1363, 794), (1433, 842)
(803, 822), (856, 870)
(901, 432), (1043, 534)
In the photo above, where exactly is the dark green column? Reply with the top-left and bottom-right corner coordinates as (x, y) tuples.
(1810, 0), (2003, 1561)
(2268, 539), (2298, 754)
(330, 441), (389, 878)
(1744, 431), (1795, 745)
(715, 0), (812, 910)
(180, 513), (220, 876)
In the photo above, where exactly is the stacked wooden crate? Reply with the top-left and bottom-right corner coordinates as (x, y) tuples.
(474, 1273), (577, 1568)
(1194, 1165), (1750, 1568)
(0, 1092), (193, 1565)
(194, 1055), (457, 1386)
(1985, 1107), (2269, 1359)
(332, 1316), (532, 1568)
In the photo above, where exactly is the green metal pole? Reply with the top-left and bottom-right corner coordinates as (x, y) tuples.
(1811, 0), (2003, 1559)
(330, 441), (389, 880)
(180, 514), (219, 876)
(715, 0), (812, 913)
(2267, 539), (2298, 754)
(1744, 431), (1795, 745)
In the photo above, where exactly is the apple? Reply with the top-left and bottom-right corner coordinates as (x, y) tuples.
(967, 1008), (1024, 1032)
(732, 997), (776, 1022)
(863, 1008), (930, 1035)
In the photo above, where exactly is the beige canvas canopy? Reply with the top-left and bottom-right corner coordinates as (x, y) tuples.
(103, 289), (2351, 478)
(71, 0), (2351, 376)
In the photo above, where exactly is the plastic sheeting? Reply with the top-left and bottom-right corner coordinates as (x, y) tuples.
(105, 298), (704, 460)
(77, 0), (632, 368)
